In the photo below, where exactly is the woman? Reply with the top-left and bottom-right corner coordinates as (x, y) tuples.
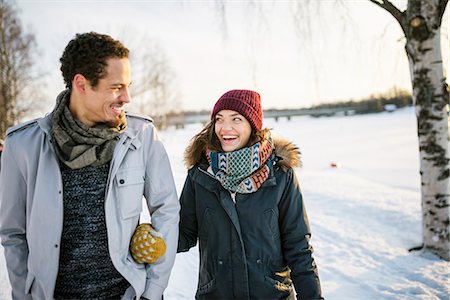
(178, 89), (322, 299)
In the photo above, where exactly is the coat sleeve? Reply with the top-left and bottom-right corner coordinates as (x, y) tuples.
(278, 168), (322, 300)
(0, 137), (33, 300)
(141, 125), (180, 300)
(177, 172), (199, 252)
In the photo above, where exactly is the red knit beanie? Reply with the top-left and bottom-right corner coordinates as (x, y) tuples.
(211, 89), (263, 131)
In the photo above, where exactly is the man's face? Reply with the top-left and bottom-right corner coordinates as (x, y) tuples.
(78, 57), (131, 127)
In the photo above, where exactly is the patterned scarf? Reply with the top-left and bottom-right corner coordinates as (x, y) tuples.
(51, 89), (127, 169)
(206, 129), (275, 193)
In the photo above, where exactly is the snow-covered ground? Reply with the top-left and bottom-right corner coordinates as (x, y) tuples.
(1, 107), (449, 299)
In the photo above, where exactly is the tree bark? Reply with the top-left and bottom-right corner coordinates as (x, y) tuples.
(406, 1), (449, 261)
(370, 0), (449, 260)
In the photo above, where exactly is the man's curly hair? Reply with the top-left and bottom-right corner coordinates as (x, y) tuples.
(60, 32), (129, 89)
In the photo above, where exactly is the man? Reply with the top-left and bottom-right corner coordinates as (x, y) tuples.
(0, 32), (180, 300)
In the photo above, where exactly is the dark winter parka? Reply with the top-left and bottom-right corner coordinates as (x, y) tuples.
(178, 137), (322, 300)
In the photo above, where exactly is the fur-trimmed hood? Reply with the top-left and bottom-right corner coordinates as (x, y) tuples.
(184, 135), (301, 170)
(272, 136), (301, 170)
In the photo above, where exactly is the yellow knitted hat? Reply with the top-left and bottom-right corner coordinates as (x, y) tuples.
(130, 223), (166, 264)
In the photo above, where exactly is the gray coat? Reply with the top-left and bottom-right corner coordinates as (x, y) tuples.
(0, 112), (180, 300)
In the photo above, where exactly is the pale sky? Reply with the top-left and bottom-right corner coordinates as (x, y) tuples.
(14, 0), (449, 113)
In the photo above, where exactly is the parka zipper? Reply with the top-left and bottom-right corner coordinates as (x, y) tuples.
(197, 166), (217, 179)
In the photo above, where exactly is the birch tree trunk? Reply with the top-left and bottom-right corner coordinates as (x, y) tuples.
(406, 1), (449, 261)
(370, 0), (449, 260)
(216, 0), (449, 259)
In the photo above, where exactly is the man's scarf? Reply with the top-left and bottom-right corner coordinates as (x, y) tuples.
(51, 90), (127, 169)
(206, 130), (274, 194)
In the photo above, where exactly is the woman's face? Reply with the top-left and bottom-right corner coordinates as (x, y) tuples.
(214, 109), (252, 152)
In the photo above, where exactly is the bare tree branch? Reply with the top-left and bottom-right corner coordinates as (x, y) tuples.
(368, 0), (407, 35)
(214, 0), (228, 40)
(129, 38), (180, 129)
(437, 0), (449, 25)
(0, 1), (43, 138)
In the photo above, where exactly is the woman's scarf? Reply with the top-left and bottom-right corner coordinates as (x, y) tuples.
(51, 89), (127, 169)
(206, 129), (275, 193)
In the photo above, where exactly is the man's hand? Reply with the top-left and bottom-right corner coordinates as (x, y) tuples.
(130, 223), (166, 264)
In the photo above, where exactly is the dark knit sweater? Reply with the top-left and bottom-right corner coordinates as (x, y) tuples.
(54, 163), (129, 300)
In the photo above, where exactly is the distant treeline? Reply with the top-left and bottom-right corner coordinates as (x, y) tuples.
(305, 88), (412, 115)
(163, 88), (413, 128)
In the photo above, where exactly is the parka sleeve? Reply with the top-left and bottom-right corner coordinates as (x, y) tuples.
(0, 137), (32, 300)
(177, 171), (199, 252)
(278, 168), (323, 300)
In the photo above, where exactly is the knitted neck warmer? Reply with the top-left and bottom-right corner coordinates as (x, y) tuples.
(51, 89), (127, 169)
(206, 129), (274, 194)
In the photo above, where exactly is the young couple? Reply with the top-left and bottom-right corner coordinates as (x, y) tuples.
(0, 32), (322, 300)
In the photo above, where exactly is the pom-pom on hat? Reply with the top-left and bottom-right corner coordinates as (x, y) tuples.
(211, 89), (263, 131)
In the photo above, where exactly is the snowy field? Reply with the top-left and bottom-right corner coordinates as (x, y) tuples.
(1, 107), (449, 299)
